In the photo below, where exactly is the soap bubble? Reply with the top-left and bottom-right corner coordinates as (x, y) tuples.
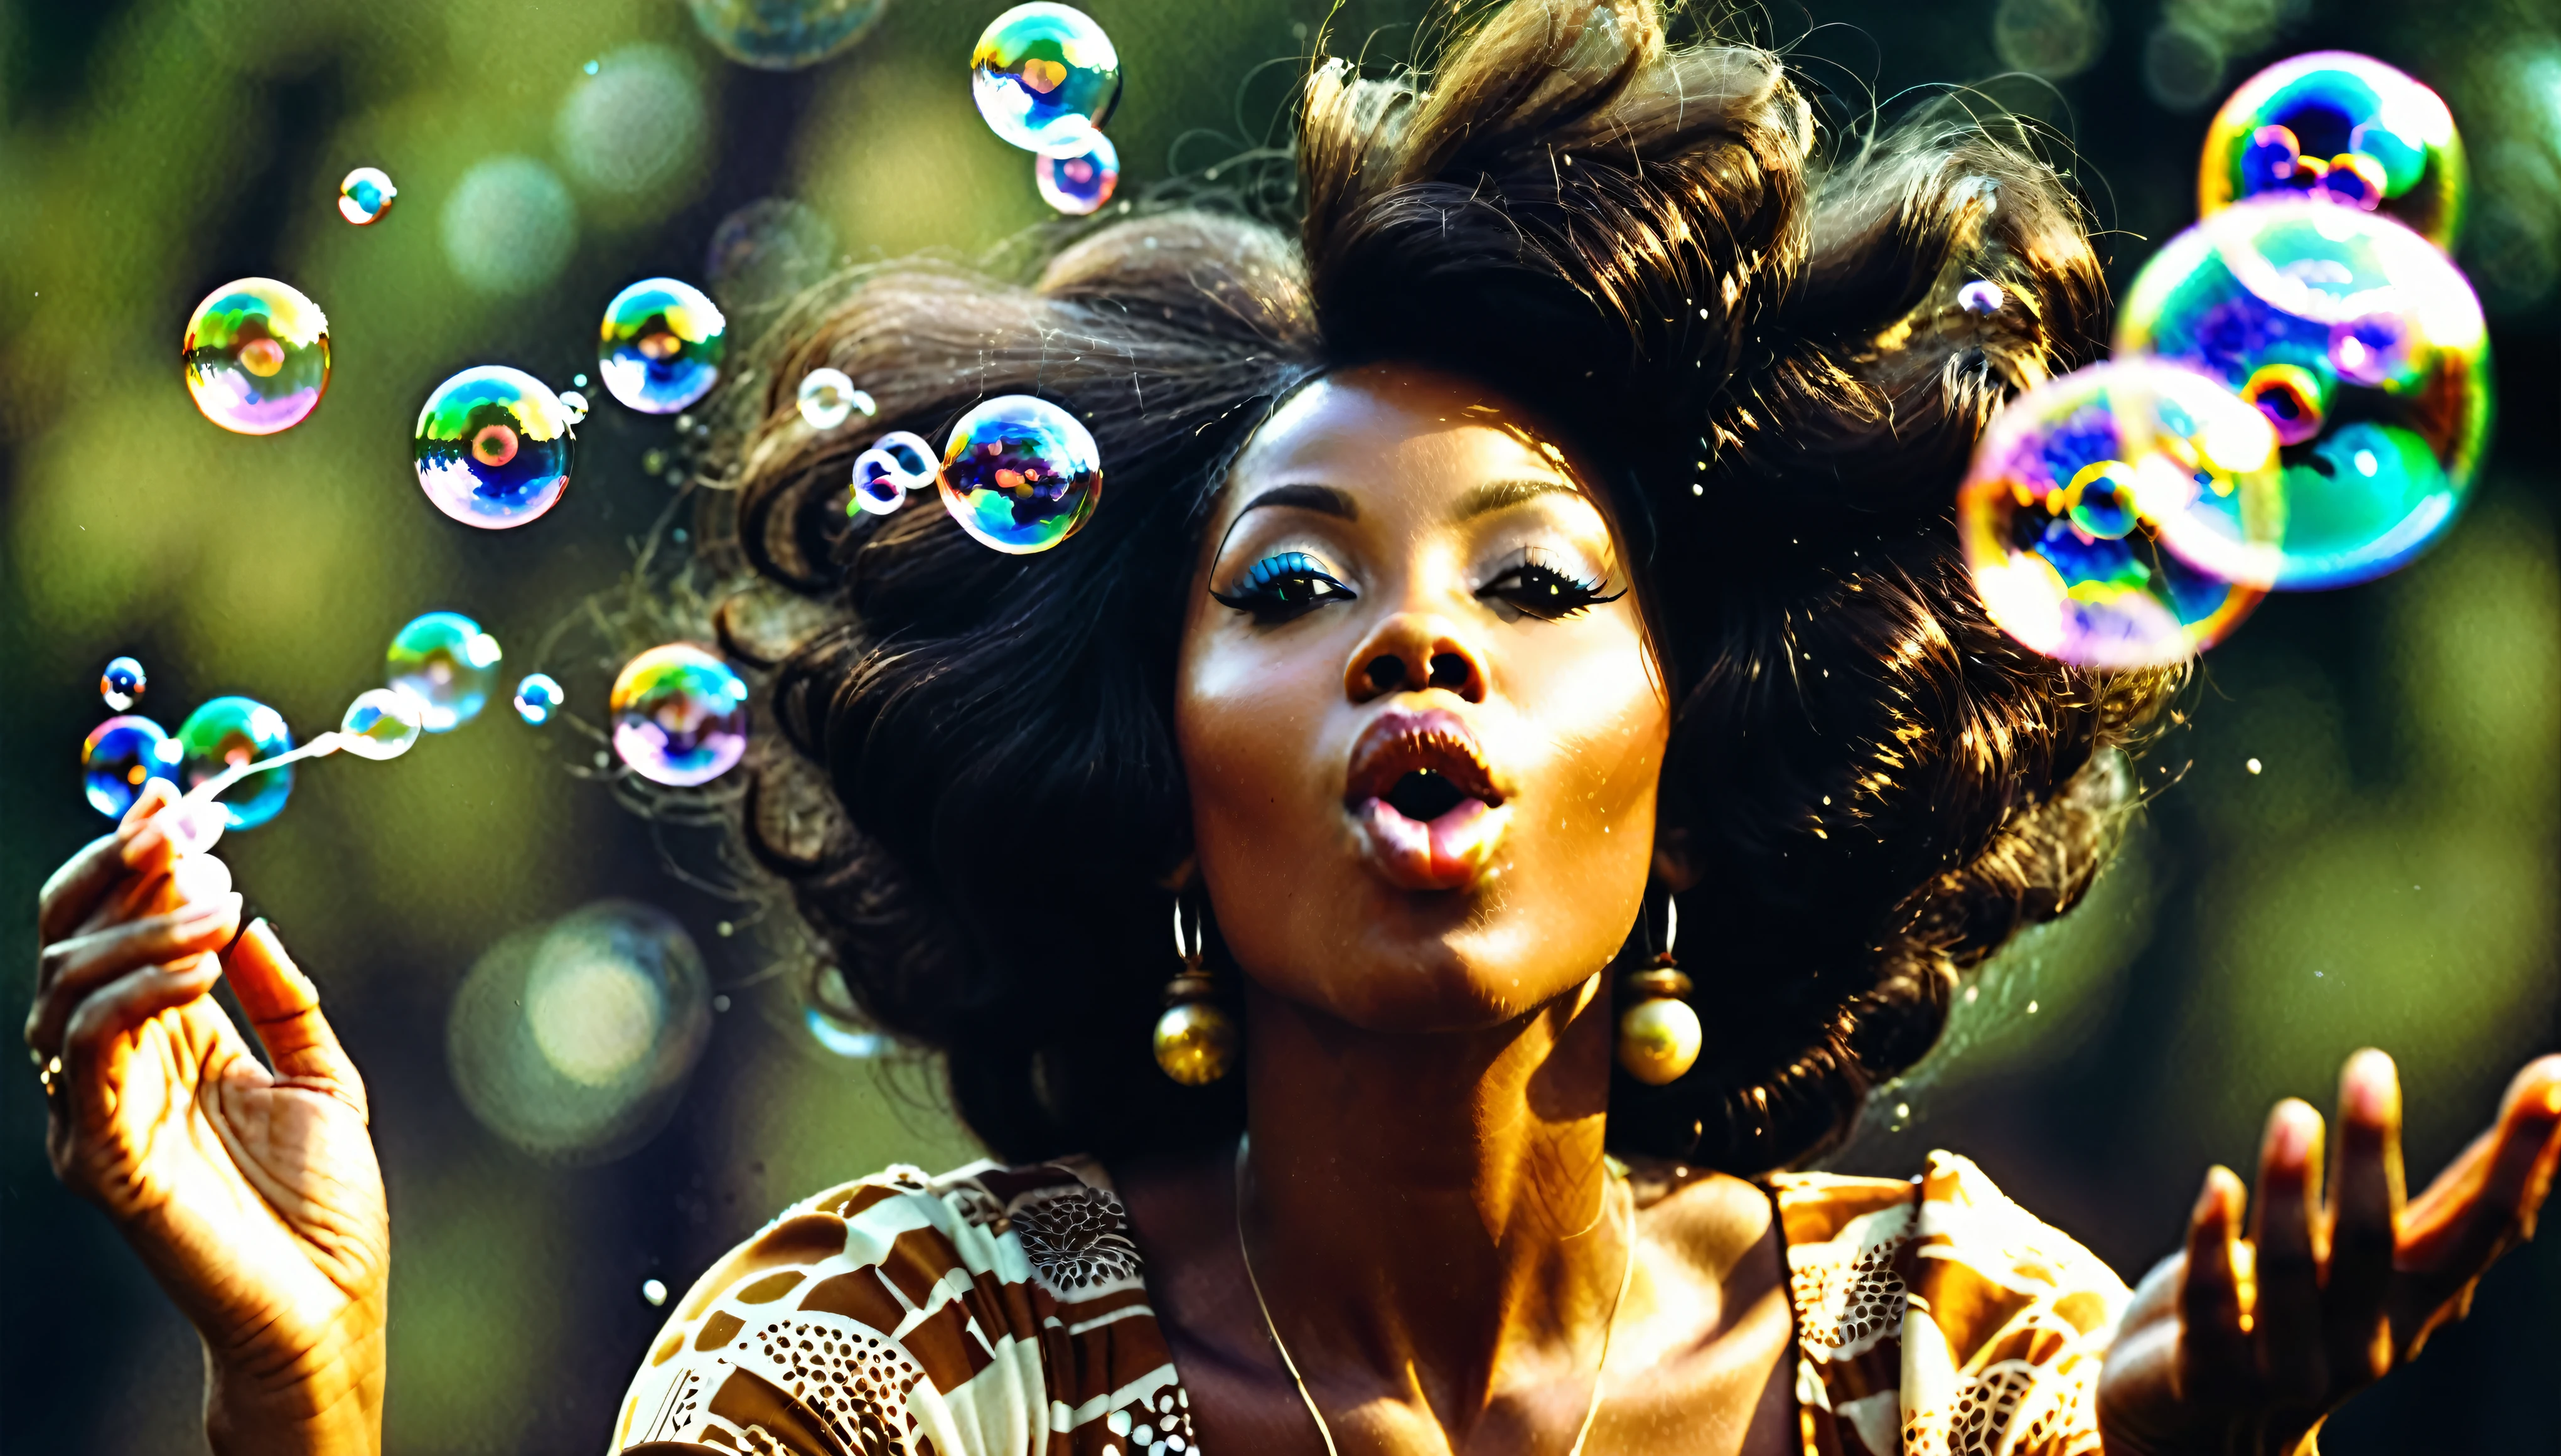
(611, 645), (749, 787)
(1956, 280), (2005, 316)
(82, 716), (180, 818)
(971, 3), (1121, 156)
(1958, 361), (2278, 668)
(598, 277), (727, 414)
(797, 367), (872, 429)
(556, 45), (707, 198)
(441, 156), (578, 298)
(2201, 51), (2466, 249)
(100, 656), (146, 712)
(177, 697), (295, 830)
(936, 394), (1102, 553)
(851, 430), (938, 515)
(2115, 198), (2491, 587)
(704, 198), (838, 319)
(559, 389), (590, 419)
(448, 901), (713, 1164)
(414, 366), (578, 529)
(1034, 131), (1119, 215)
(337, 166), (397, 225)
(805, 1006), (893, 1057)
(386, 612), (504, 732)
(337, 689), (424, 761)
(513, 673), (565, 725)
(182, 278), (330, 435)
(686, 0), (886, 70)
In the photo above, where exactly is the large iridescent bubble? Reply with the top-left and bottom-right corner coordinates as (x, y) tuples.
(685, 0), (886, 70)
(82, 716), (180, 818)
(2116, 198), (2491, 588)
(1959, 361), (2280, 669)
(937, 395), (1102, 553)
(598, 277), (727, 415)
(183, 279), (330, 435)
(1035, 131), (1119, 215)
(971, 4), (1120, 156)
(2201, 51), (2466, 250)
(448, 901), (712, 1164)
(386, 612), (503, 732)
(176, 697), (295, 830)
(414, 367), (578, 528)
(610, 645), (749, 787)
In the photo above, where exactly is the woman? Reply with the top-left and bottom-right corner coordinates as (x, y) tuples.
(28, 4), (2561, 1453)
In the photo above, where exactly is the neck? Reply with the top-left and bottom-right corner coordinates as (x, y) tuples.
(1238, 970), (1623, 1415)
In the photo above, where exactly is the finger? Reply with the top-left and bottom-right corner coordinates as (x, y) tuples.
(2321, 1049), (2402, 1390)
(57, 956), (226, 1137)
(2395, 1056), (2561, 1336)
(26, 896), (243, 1057)
(223, 920), (367, 1122)
(2180, 1164), (2253, 1404)
(2252, 1098), (2328, 1405)
(36, 778), (180, 943)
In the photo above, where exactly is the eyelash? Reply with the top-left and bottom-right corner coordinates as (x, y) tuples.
(1478, 554), (1623, 620)
(1211, 552), (1358, 622)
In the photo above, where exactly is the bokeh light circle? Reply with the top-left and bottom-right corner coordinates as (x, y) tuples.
(1958, 361), (2279, 668)
(447, 901), (712, 1164)
(182, 278), (330, 435)
(704, 198), (838, 319)
(598, 277), (727, 415)
(441, 156), (578, 298)
(176, 697), (295, 830)
(1034, 131), (1119, 215)
(100, 656), (146, 712)
(971, 3), (1121, 156)
(82, 715), (180, 818)
(2115, 198), (2492, 587)
(337, 688), (424, 761)
(2201, 51), (2466, 250)
(513, 673), (564, 726)
(337, 166), (397, 225)
(685, 0), (887, 70)
(797, 367), (871, 429)
(935, 395), (1102, 553)
(610, 645), (749, 787)
(555, 45), (707, 198)
(385, 612), (504, 732)
(414, 367), (578, 528)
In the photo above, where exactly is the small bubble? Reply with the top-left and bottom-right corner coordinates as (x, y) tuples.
(2026, 1000), (2039, 1014)
(584, 58), (599, 75)
(2245, 757), (2263, 774)
(712, 994), (731, 1012)
(99, 656), (146, 712)
(716, 921), (734, 937)
(642, 1277), (667, 1305)
(337, 166), (398, 226)
(1894, 1103), (1910, 1120)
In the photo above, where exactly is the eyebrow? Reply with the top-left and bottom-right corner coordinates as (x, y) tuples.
(1454, 478), (1582, 520)
(1235, 483), (1358, 522)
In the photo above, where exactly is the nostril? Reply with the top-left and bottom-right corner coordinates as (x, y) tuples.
(1428, 653), (1468, 691)
(1365, 655), (1407, 693)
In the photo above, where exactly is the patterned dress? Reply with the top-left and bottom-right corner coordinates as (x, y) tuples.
(613, 1150), (2127, 1456)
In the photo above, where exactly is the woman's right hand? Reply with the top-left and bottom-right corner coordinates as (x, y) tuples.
(30, 778), (387, 1456)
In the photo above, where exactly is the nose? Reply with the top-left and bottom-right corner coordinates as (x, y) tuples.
(1343, 613), (1488, 705)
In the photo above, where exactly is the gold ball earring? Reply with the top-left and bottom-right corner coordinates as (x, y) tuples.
(1617, 894), (1702, 1085)
(1152, 897), (1236, 1085)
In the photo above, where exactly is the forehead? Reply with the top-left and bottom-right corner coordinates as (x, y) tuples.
(1225, 363), (1582, 496)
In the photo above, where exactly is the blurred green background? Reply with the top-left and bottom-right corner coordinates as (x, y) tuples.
(1, 0), (2554, 1450)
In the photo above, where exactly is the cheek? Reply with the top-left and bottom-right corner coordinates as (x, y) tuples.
(1173, 618), (1350, 875)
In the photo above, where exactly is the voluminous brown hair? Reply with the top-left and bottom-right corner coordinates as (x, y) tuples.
(716, 0), (2172, 1172)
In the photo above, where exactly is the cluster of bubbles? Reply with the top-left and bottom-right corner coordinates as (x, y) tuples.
(448, 901), (713, 1163)
(971, 4), (1123, 215)
(183, 279), (331, 436)
(797, 367), (874, 431)
(844, 395), (1103, 555)
(1960, 51), (2489, 670)
(337, 166), (396, 226)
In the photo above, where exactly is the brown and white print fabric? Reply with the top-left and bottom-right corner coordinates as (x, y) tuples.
(616, 1150), (2124, 1456)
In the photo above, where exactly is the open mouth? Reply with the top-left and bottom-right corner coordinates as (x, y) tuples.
(1343, 710), (1511, 892)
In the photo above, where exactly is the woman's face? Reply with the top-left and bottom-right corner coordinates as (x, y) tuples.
(1176, 363), (1668, 1033)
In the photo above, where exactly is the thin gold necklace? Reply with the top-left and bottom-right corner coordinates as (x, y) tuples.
(1232, 1134), (1638, 1456)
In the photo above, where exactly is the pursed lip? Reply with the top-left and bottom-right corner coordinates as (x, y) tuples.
(1342, 709), (1513, 892)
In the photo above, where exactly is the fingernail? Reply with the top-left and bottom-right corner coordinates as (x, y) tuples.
(164, 801), (226, 856)
(2272, 1106), (2312, 1162)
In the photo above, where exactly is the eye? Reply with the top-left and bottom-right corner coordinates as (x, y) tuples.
(1477, 553), (1624, 621)
(1211, 551), (1358, 623)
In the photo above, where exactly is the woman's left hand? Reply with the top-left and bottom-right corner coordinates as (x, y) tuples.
(2098, 1049), (2561, 1455)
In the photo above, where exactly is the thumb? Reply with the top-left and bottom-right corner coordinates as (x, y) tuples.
(222, 920), (368, 1123)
